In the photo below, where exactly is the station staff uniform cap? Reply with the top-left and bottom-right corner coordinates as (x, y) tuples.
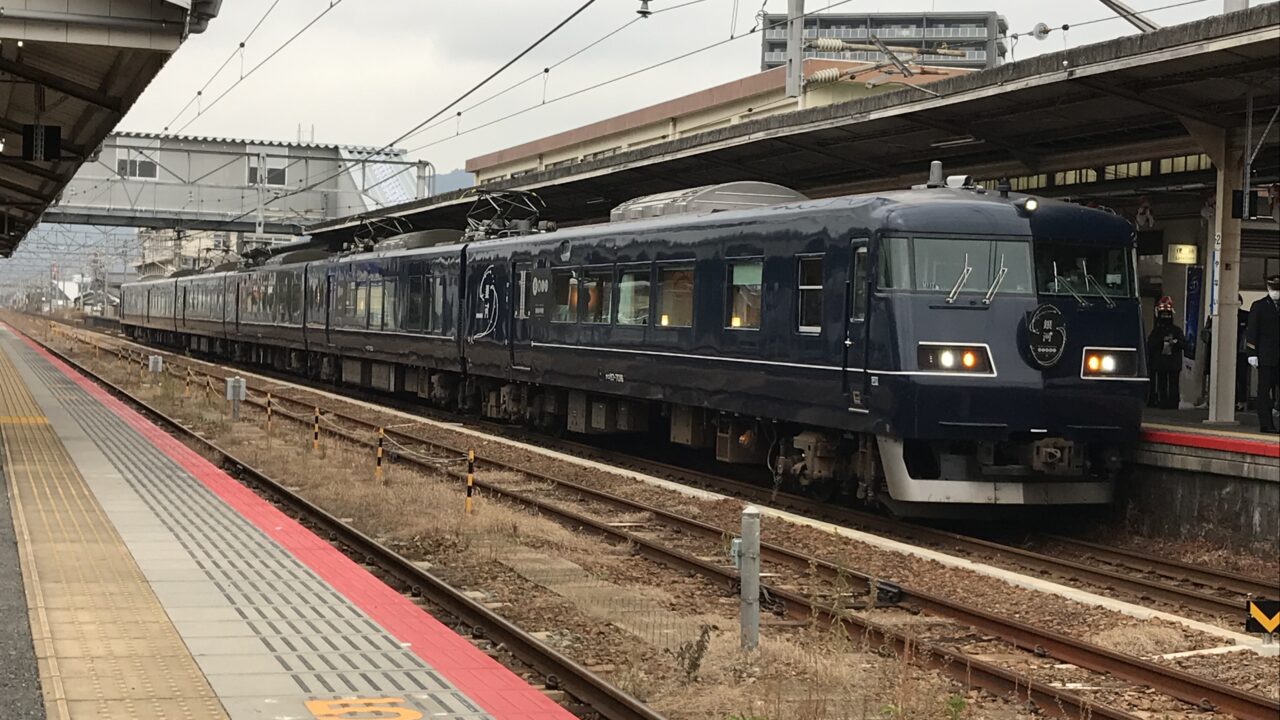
(1267, 274), (1280, 288)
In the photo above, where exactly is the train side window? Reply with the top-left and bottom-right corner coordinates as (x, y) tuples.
(383, 278), (399, 330)
(726, 260), (762, 330)
(355, 280), (369, 327)
(617, 268), (650, 325)
(405, 276), (424, 330)
(878, 236), (912, 289)
(582, 270), (613, 324)
(514, 268), (531, 320)
(657, 264), (694, 328)
(851, 248), (869, 321)
(552, 270), (579, 323)
(429, 275), (446, 333)
(369, 280), (384, 329)
(797, 255), (823, 333)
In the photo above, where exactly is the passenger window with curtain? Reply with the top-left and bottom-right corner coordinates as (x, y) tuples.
(617, 268), (650, 325)
(552, 270), (579, 323)
(797, 255), (823, 333)
(657, 265), (694, 328)
(878, 236), (912, 289)
(405, 276), (424, 330)
(851, 248), (869, 321)
(368, 280), (384, 329)
(582, 270), (613, 324)
(514, 268), (532, 320)
(726, 260), (763, 329)
(430, 275), (446, 333)
(383, 278), (399, 330)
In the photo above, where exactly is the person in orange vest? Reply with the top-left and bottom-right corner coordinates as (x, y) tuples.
(1146, 296), (1184, 410)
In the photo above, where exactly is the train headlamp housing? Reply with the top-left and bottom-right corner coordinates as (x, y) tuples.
(917, 343), (994, 374)
(1080, 347), (1139, 379)
(1014, 197), (1039, 216)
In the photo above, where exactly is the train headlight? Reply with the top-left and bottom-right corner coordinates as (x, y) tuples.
(918, 344), (994, 374)
(1081, 348), (1138, 379)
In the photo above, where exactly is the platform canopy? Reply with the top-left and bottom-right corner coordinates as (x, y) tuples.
(308, 4), (1279, 245)
(0, 0), (221, 257)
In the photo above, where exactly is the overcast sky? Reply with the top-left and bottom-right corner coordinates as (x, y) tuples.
(119, 0), (1229, 172)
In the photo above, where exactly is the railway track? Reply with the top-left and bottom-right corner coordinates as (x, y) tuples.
(52, 316), (1278, 616)
(31, 319), (1280, 720)
(572, 449), (1273, 618)
(22, 325), (661, 720)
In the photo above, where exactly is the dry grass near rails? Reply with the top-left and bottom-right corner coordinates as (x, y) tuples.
(43, 335), (1045, 720)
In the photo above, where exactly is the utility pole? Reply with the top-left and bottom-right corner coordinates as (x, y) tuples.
(784, 0), (805, 99)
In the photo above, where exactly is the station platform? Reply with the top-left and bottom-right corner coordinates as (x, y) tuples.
(0, 324), (571, 719)
(1141, 408), (1279, 459)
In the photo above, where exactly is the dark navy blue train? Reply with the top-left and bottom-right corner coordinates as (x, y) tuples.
(121, 167), (1148, 515)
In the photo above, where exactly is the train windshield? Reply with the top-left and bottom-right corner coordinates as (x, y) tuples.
(879, 236), (1034, 296)
(1034, 242), (1132, 298)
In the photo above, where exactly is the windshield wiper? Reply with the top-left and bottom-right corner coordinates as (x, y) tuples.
(1051, 260), (1090, 307)
(983, 254), (1008, 305)
(1079, 259), (1116, 308)
(945, 253), (973, 304)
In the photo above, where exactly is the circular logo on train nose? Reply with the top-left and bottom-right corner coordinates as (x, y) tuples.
(1024, 304), (1067, 368)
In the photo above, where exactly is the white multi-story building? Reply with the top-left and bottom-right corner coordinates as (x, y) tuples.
(759, 11), (1007, 71)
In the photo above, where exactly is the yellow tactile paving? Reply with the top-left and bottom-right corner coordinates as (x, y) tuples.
(0, 346), (228, 720)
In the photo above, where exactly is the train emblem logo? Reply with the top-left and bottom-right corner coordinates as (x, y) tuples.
(1025, 304), (1067, 368)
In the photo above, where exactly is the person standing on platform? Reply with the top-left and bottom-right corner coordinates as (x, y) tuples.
(1236, 294), (1251, 411)
(1147, 296), (1184, 410)
(1245, 274), (1280, 433)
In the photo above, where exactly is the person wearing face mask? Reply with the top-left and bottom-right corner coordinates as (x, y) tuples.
(1147, 296), (1184, 410)
(1245, 274), (1280, 432)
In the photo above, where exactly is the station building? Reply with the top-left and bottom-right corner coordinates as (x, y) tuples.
(758, 11), (1006, 71)
(467, 58), (971, 186)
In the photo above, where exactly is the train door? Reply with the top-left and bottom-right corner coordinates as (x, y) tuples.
(843, 242), (872, 411)
(509, 261), (533, 370)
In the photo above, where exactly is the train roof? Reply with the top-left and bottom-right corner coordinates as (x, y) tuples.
(123, 187), (1135, 287)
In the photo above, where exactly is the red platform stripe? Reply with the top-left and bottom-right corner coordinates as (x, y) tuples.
(1140, 428), (1279, 458)
(15, 330), (575, 720)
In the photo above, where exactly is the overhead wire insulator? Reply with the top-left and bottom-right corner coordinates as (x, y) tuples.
(803, 67), (846, 87)
(807, 37), (848, 52)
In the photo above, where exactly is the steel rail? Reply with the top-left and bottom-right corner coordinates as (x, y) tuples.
(240, 389), (1280, 720)
(35, 320), (1280, 719)
(1039, 534), (1279, 600)
(26, 332), (664, 720)
(227, 395), (1146, 720)
(25, 323), (1142, 720)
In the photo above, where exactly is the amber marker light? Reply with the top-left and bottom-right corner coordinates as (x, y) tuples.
(962, 351), (977, 369)
(1087, 355), (1102, 372)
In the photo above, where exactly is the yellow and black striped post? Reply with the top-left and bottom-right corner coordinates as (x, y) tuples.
(266, 392), (273, 438)
(375, 427), (385, 483)
(184, 369), (191, 399)
(465, 449), (475, 515)
(312, 407), (321, 452)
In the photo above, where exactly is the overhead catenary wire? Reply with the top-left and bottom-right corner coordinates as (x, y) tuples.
(163, 0), (283, 133)
(404, 0), (862, 156)
(184, 0), (605, 237)
(176, 0), (348, 135)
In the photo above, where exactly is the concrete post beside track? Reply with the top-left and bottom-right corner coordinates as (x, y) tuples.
(740, 505), (760, 651)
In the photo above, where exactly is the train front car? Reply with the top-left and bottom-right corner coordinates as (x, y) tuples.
(859, 188), (1145, 515)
